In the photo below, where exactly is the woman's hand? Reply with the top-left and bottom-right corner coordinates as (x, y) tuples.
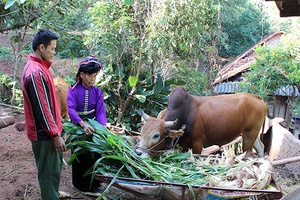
(83, 124), (95, 135)
(78, 120), (95, 135)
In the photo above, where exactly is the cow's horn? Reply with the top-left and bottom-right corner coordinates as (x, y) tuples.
(141, 111), (151, 121)
(164, 119), (178, 128)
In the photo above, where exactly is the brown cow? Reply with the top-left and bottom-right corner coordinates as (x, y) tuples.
(135, 86), (266, 158)
(53, 77), (69, 120)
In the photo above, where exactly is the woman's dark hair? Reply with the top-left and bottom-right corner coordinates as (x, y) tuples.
(32, 30), (58, 51)
(78, 62), (102, 75)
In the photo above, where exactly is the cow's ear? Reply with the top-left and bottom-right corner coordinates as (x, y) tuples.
(167, 124), (186, 138)
(168, 129), (184, 138)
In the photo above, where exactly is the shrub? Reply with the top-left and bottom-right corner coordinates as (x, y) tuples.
(0, 72), (22, 106)
(56, 34), (89, 59)
(0, 46), (10, 59)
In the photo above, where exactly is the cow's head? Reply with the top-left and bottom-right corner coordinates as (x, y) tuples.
(135, 112), (184, 158)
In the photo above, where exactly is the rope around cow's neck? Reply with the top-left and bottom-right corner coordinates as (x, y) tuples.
(136, 135), (181, 155)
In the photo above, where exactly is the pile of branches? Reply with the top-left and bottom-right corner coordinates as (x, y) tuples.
(63, 119), (273, 191)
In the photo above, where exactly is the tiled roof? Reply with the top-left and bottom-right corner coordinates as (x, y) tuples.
(213, 31), (285, 85)
(213, 82), (240, 94)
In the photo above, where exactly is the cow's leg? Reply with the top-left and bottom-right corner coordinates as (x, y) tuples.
(242, 130), (257, 157)
(243, 130), (264, 157)
(191, 140), (204, 154)
(179, 137), (203, 154)
(253, 134), (264, 157)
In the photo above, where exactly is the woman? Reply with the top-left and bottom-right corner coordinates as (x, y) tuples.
(67, 55), (106, 193)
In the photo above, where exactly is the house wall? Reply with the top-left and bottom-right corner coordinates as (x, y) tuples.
(268, 96), (288, 119)
(267, 96), (300, 140)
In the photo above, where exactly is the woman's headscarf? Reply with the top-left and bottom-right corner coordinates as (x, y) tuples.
(71, 55), (102, 89)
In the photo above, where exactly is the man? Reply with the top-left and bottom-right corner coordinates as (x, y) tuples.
(21, 30), (66, 199)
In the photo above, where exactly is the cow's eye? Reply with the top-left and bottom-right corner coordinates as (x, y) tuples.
(152, 132), (160, 141)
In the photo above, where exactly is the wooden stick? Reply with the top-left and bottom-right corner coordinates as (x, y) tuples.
(272, 156), (300, 166)
(202, 136), (243, 155)
(0, 102), (23, 113)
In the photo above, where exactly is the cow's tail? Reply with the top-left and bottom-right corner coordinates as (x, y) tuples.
(260, 115), (266, 142)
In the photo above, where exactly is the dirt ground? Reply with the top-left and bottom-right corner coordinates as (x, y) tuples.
(0, 105), (90, 200)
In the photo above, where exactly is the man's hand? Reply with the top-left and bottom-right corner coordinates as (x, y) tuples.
(53, 136), (66, 152)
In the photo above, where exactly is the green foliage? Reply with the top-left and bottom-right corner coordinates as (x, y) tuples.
(145, 0), (220, 63)
(63, 75), (77, 86)
(292, 99), (300, 116)
(0, 0), (91, 107)
(19, 1), (89, 31)
(243, 33), (300, 102)
(218, 0), (271, 58)
(142, 0), (220, 91)
(0, 45), (10, 58)
(277, 34), (300, 86)
(85, 1), (137, 60)
(96, 63), (181, 131)
(173, 63), (207, 96)
(83, 0), (219, 128)
(242, 46), (289, 100)
(22, 43), (32, 54)
(1, 0), (92, 59)
(3, 0), (27, 9)
(56, 34), (89, 59)
(0, 72), (22, 106)
(85, 0), (220, 71)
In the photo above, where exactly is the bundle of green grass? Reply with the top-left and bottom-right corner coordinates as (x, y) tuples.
(63, 119), (273, 190)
